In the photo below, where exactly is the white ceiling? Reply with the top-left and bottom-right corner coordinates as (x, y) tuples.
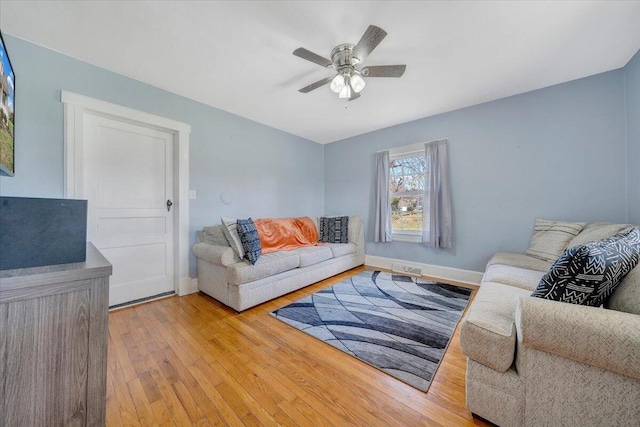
(1, 1), (640, 144)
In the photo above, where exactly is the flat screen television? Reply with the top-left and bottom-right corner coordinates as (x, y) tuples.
(0, 30), (15, 177)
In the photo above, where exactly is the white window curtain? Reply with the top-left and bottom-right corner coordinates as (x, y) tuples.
(422, 139), (452, 248)
(374, 150), (392, 242)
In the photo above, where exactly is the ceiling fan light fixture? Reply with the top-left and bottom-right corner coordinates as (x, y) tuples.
(294, 25), (405, 103)
(338, 84), (351, 99)
(330, 74), (345, 93)
(350, 73), (366, 93)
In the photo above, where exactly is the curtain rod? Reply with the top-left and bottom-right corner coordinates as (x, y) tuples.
(376, 138), (448, 153)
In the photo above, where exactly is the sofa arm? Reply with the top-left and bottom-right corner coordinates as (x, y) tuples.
(192, 243), (239, 267)
(348, 215), (364, 250)
(516, 297), (640, 381)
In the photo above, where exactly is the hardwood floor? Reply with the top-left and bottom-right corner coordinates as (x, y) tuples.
(106, 266), (490, 426)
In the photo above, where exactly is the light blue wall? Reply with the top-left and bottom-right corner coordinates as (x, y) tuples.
(0, 36), (325, 278)
(2, 35), (634, 278)
(325, 71), (628, 272)
(625, 49), (640, 224)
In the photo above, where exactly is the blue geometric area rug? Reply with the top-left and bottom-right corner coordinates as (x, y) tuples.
(270, 270), (472, 392)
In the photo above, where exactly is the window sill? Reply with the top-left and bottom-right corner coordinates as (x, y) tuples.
(392, 233), (422, 243)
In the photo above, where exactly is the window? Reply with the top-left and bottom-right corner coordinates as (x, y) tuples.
(389, 143), (426, 242)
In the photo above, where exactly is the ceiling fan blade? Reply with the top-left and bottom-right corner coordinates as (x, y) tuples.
(298, 78), (331, 93)
(361, 65), (406, 78)
(348, 91), (361, 101)
(293, 47), (333, 68)
(352, 25), (387, 63)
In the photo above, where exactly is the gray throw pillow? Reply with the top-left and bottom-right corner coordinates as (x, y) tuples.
(202, 225), (231, 246)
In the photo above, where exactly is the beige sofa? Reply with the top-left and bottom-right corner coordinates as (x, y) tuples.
(192, 215), (364, 311)
(460, 223), (640, 427)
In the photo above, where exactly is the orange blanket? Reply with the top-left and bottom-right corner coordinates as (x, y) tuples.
(254, 217), (318, 254)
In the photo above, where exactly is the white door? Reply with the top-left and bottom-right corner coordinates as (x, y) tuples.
(82, 113), (175, 306)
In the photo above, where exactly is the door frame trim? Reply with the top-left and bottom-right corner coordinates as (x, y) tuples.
(61, 90), (192, 296)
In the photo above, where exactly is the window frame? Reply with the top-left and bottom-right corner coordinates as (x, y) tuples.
(388, 142), (426, 243)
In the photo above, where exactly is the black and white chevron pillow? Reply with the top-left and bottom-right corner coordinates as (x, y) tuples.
(319, 216), (349, 243)
(531, 228), (640, 306)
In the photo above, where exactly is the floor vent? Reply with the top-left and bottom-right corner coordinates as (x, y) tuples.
(392, 263), (423, 277)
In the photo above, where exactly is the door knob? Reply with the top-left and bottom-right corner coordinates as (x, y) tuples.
(167, 199), (173, 212)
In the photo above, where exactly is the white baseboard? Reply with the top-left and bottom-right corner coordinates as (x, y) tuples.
(177, 277), (199, 296)
(365, 255), (483, 286)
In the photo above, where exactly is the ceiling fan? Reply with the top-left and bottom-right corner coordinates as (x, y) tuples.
(293, 25), (406, 101)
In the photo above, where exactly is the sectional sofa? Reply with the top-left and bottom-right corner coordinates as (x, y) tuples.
(192, 215), (364, 311)
(460, 222), (640, 426)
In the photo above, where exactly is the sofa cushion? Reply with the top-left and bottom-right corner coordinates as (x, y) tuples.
(227, 251), (300, 285)
(293, 246), (333, 268)
(460, 282), (533, 372)
(605, 265), (640, 315)
(319, 216), (349, 243)
(466, 360), (524, 427)
(348, 215), (362, 244)
(324, 242), (357, 258)
(220, 217), (245, 259)
(525, 218), (586, 263)
(237, 218), (262, 265)
(483, 264), (545, 292)
(532, 229), (640, 306)
(201, 225), (230, 246)
(487, 252), (552, 272)
(568, 222), (633, 248)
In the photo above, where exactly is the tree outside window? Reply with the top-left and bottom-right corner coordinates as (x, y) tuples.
(389, 154), (425, 233)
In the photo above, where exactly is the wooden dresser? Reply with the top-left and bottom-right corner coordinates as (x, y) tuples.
(0, 243), (112, 426)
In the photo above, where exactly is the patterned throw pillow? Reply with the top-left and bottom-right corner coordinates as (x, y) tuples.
(319, 216), (349, 243)
(532, 228), (640, 306)
(236, 218), (261, 265)
(525, 219), (587, 263)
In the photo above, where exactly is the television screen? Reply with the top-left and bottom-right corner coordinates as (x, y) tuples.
(0, 30), (15, 177)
